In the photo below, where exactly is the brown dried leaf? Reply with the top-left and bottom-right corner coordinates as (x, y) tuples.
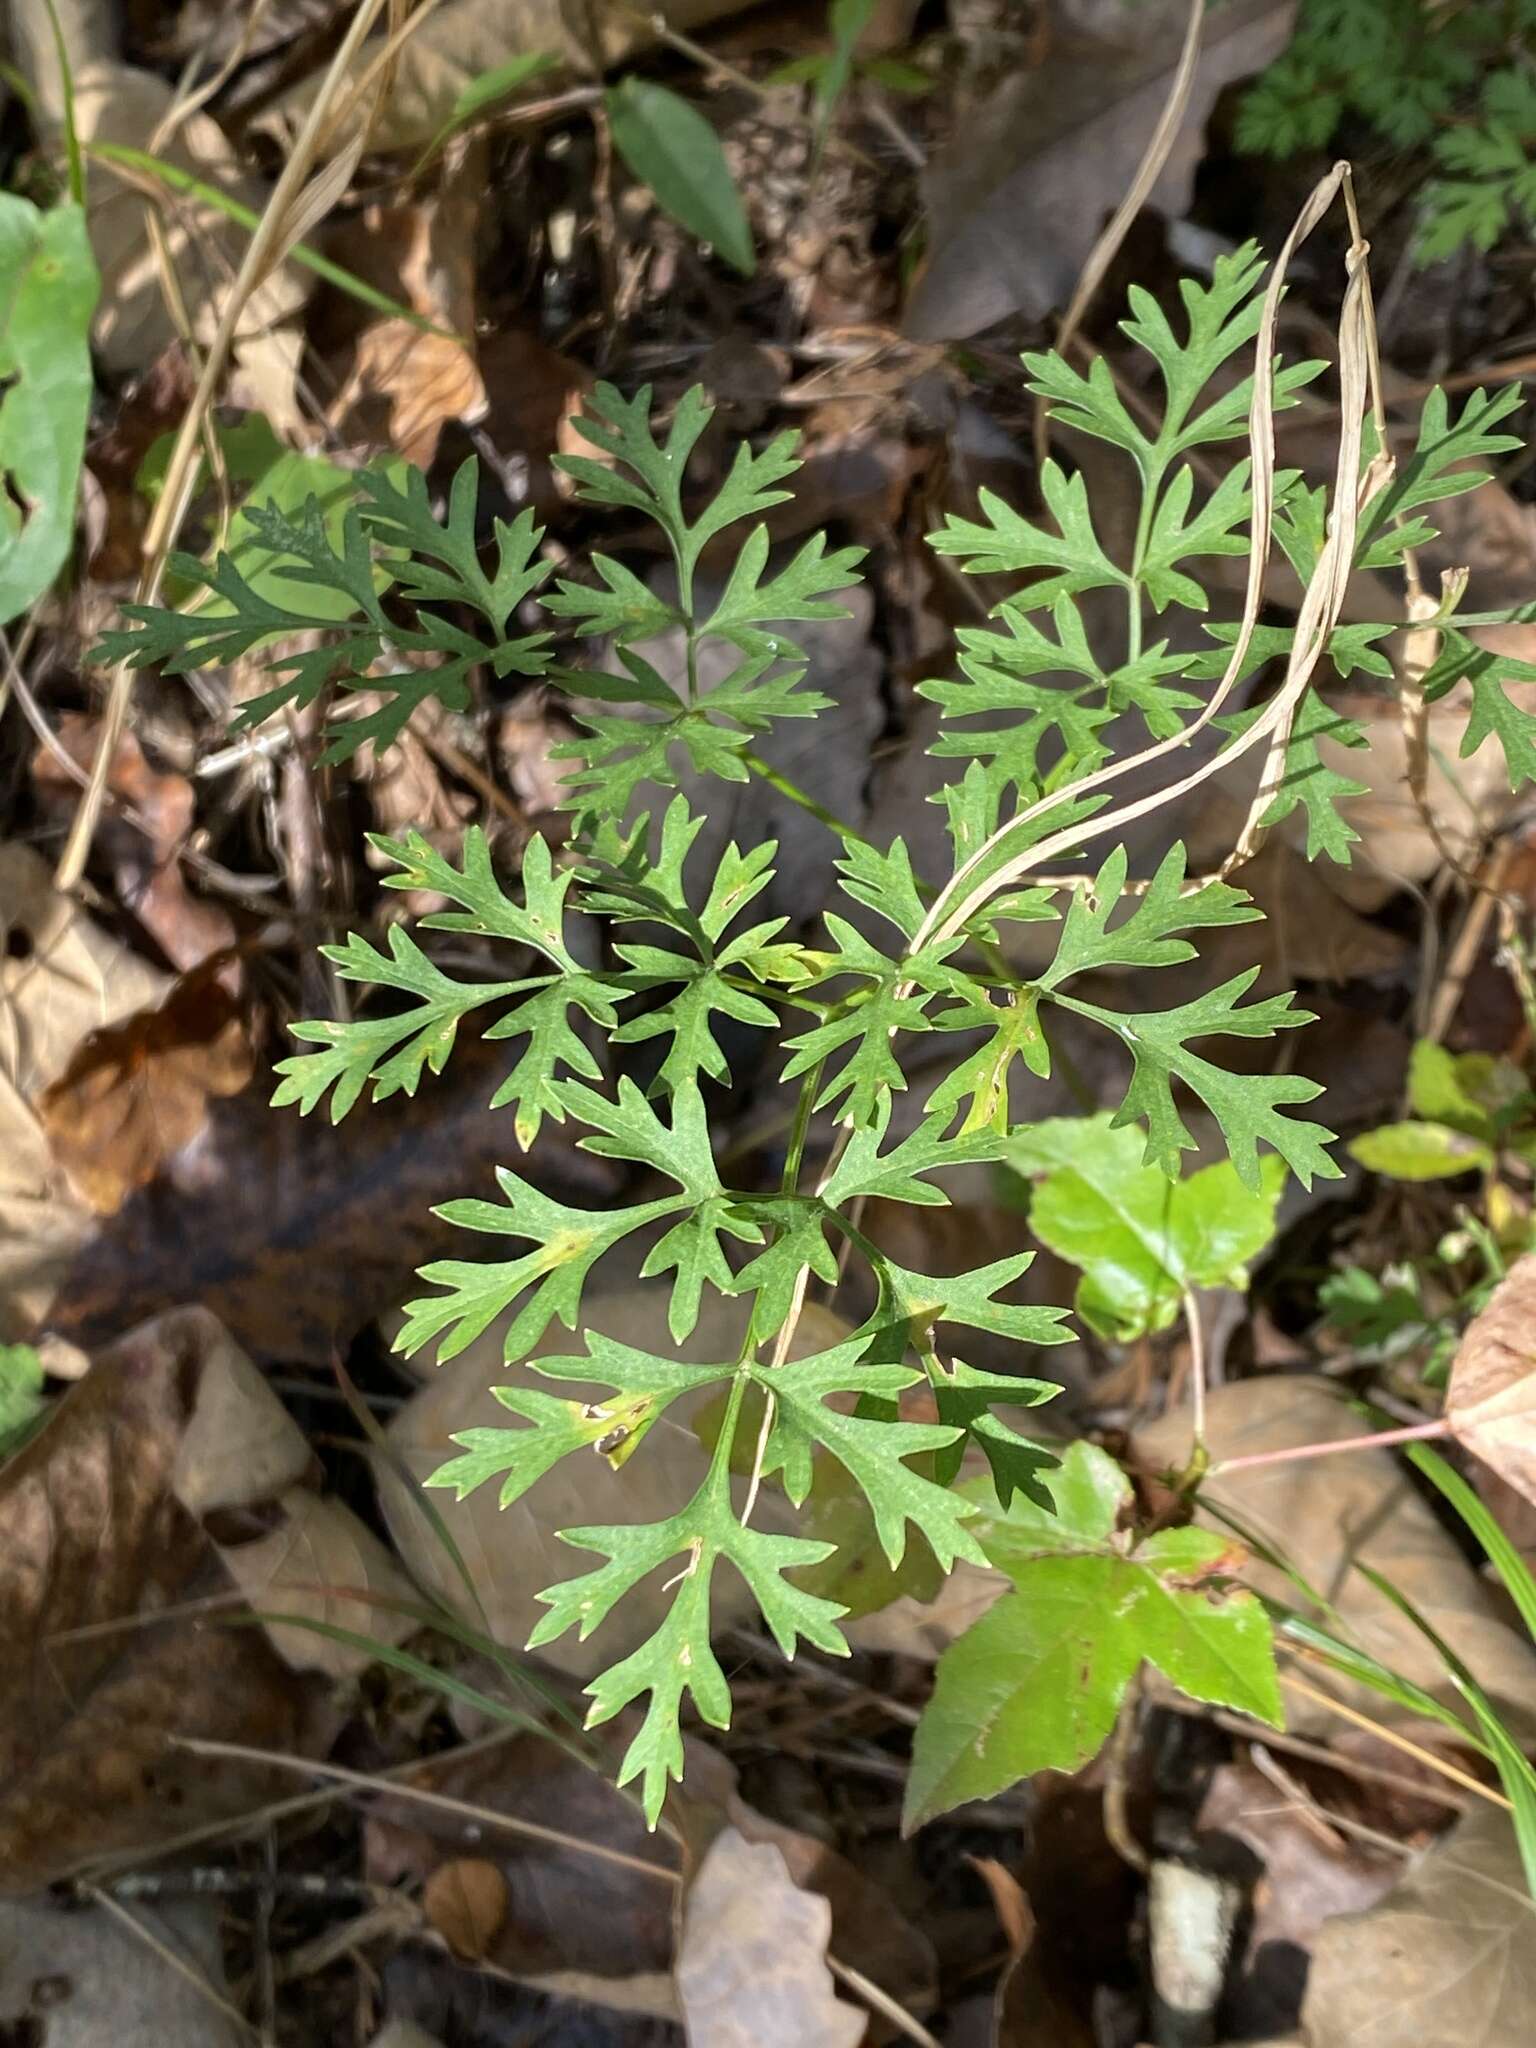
(0, 1307), (319, 1891)
(0, 839), (166, 1336)
(1302, 1806), (1535, 2047)
(676, 1829), (864, 2048)
(422, 1857), (510, 1960)
(0, 840), (168, 1101)
(217, 1488), (417, 1680)
(70, 63), (308, 427)
(907, 0), (1296, 338)
(173, 1314), (311, 1512)
(49, 1037), (616, 1365)
(1446, 1253), (1536, 1509)
(38, 973), (255, 1216)
(328, 167), (485, 467)
(31, 715), (237, 974)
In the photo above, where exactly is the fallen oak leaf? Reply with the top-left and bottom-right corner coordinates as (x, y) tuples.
(1446, 1251), (1536, 1510)
(676, 1828), (864, 2048)
(38, 968), (255, 1216)
(0, 1307), (324, 1892)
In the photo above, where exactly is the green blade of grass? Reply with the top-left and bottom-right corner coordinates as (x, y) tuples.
(1356, 1559), (1536, 1893)
(40, 0), (85, 205)
(87, 142), (460, 336)
(1274, 1609), (1490, 1752)
(1407, 1441), (1536, 1644)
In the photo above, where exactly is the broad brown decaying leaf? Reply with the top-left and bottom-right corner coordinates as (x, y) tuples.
(1445, 1253), (1536, 1509)
(216, 1486), (418, 1680)
(907, 0), (1296, 338)
(1302, 1806), (1535, 2047)
(31, 714), (238, 975)
(38, 971), (255, 1216)
(49, 1036), (618, 1364)
(1135, 1378), (1536, 1740)
(676, 1829), (865, 2048)
(327, 153), (487, 467)
(0, 1307), (325, 1891)
(0, 840), (168, 1337)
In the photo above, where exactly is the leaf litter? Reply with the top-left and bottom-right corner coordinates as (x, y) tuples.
(11, 0), (1536, 2039)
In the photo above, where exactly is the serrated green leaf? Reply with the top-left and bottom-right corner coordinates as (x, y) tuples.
(904, 1443), (1280, 1827)
(1008, 1114), (1286, 1339)
(821, 1101), (1006, 1209)
(271, 927), (530, 1120)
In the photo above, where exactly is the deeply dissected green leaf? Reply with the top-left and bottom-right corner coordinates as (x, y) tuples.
(1009, 1115), (1286, 1339)
(0, 197), (99, 626)
(904, 1443), (1281, 1827)
(605, 78), (755, 276)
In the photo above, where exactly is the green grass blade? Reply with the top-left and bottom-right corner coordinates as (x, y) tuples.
(1273, 1608), (1489, 1752)
(1408, 1442), (1536, 1644)
(1355, 1559), (1536, 1893)
(40, 0), (84, 205)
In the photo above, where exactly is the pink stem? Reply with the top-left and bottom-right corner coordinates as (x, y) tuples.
(1207, 1416), (1451, 1479)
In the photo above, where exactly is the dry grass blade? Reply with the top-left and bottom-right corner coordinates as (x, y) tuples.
(920, 160), (1376, 948)
(54, 0), (405, 893)
(174, 1737), (683, 1883)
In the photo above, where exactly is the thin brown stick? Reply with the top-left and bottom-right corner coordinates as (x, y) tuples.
(173, 1736), (681, 1883)
(56, 0), (398, 893)
(1278, 1670), (1509, 1809)
(827, 1955), (944, 2048)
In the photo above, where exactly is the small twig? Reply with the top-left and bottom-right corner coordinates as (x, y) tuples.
(82, 1886), (261, 2042)
(1103, 1677), (1150, 1875)
(1160, 1697), (1467, 1807)
(1037, 0), (1204, 469)
(172, 1737), (680, 1884)
(1278, 1670), (1509, 1810)
(1183, 1285), (1207, 1456)
(827, 1954), (944, 2048)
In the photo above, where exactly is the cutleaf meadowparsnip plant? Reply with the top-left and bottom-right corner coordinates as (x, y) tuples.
(98, 183), (1536, 1824)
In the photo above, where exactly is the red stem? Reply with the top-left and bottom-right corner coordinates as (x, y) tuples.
(1207, 1416), (1451, 1479)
